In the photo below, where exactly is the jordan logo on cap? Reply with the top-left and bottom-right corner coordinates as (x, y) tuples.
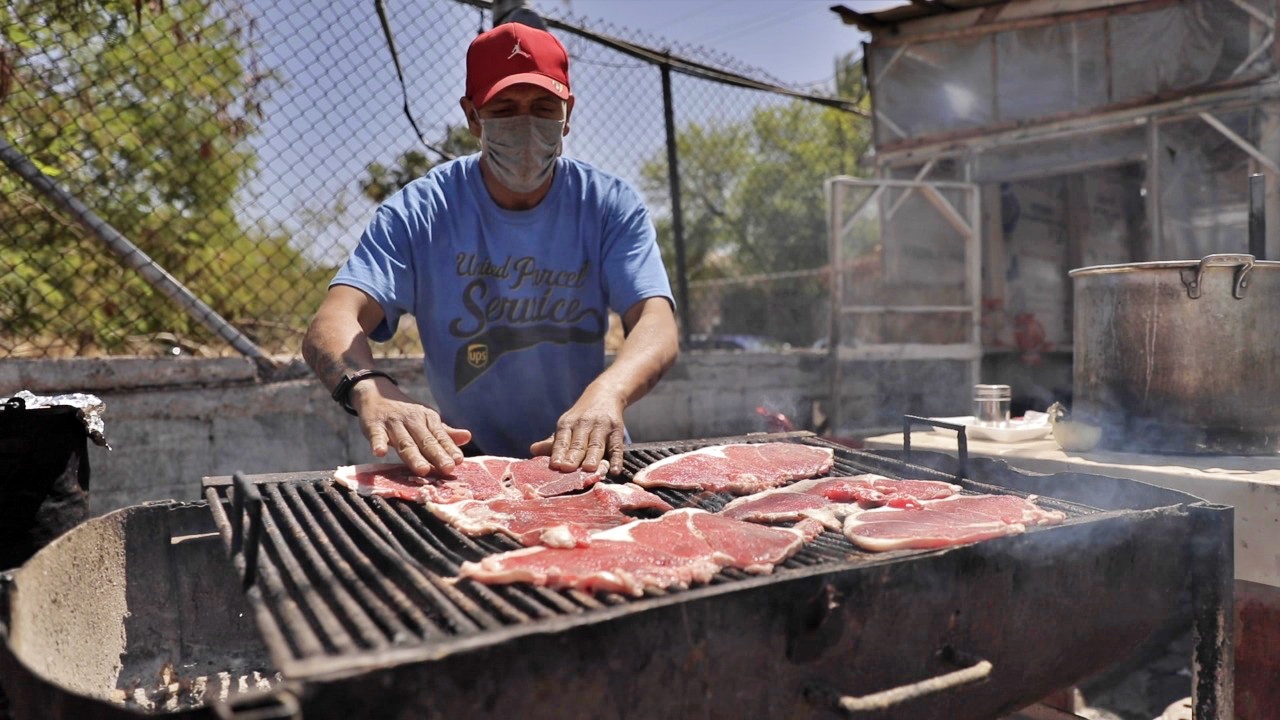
(508, 39), (532, 60)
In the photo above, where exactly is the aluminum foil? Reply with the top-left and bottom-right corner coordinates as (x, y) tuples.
(2, 389), (110, 448)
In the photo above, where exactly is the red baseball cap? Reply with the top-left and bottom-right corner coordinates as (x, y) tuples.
(466, 23), (571, 108)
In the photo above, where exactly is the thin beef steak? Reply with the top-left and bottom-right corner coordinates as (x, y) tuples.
(842, 494), (1066, 552)
(631, 443), (834, 494)
(427, 483), (672, 548)
(333, 457), (519, 504)
(457, 509), (816, 595)
(720, 475), (962, 528)
(508, 456), (605, 498)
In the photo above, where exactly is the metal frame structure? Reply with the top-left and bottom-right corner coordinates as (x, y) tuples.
(825, 177), (982, 432)
(861, 0), (1280, 264)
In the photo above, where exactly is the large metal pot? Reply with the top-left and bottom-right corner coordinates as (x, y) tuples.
(1070, 253), (1280, 454)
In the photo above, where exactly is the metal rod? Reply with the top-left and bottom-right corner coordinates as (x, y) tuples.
(390, 502), (562, 619)
(233, 472), (264, 589)
(827, 178), (845, 436)
(306, 485), (446, 639)
(343, 492), (488, 633)
(877, 79), (1280, 165)
(661, 62), (693, 349)
(369, 497), (530, 626)
(399, 503), (566, 619)
(1189, 503), (1235, 719)
(1199, 111), (1280, 175)
(205, 487), (296, 671)
(266, 484), (390, 650)
(0, 134), (276, 370)
(883, 159), (937, 220)
(836, 659), (994, 713)
(257, 486), (361, 654)
(1250, 173), (1267, 260)
(1147, 118), (1162, 260)
(902, 415), (968, 482)
(284, 484), (419, 643)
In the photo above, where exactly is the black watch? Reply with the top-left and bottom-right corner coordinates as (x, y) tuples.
(331, 369), (398, 416)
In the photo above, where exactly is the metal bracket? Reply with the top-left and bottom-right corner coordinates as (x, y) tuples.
(903, 414), (968, 482)
(1179, 253), (1255, 300)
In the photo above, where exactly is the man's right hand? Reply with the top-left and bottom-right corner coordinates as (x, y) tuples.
(350, 377), (472, 476)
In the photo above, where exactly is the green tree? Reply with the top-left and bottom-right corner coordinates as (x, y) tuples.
(639, 53), (870, 346)
(360, 124), (478, 203)
(1, 0), (323, 355)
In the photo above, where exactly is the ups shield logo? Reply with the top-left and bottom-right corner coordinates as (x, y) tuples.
(466, 343), (489, 368)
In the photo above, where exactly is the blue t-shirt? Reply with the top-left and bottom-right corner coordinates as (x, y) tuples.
(332, 155), (673, 457)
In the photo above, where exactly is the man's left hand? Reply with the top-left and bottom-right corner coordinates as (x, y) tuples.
(530, 387), (626, 475)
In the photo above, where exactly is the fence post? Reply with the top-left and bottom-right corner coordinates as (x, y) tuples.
(660, 61), (693, 349)
(0, 135), (276, 372)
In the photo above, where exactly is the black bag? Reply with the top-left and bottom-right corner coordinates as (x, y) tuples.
(0, 398), (91, 571)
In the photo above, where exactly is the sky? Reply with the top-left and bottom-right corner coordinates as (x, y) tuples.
(236, 0), (903, 261)
(540, 0), (895, 88)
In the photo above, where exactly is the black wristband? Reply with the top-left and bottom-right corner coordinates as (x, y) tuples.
(331, 370), (398, 416)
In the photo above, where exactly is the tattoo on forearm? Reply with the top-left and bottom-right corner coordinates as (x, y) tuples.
(305, 346), (363, 392)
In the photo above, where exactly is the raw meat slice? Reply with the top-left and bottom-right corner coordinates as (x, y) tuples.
(631, 442), (835, 494)
(842, 494), (1066, 552)
(685, 511), (821, 573)
(457, 540), (706, 596)
(509, 456), (605, 498)
(457, 509), (814, 596)
(426, 483), (673, 548)
(333, 456), (519, 504)
(428, 456), (519, 502)
(332, 463), (429, 502)
(720, 475), (962, 527)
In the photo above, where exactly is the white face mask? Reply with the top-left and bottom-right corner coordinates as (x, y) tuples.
(477, 115), (565, 193)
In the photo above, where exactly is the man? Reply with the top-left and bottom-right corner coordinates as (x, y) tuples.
(302, 23), (678, 478)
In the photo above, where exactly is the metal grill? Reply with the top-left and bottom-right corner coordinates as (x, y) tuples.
(202, 434), (1102, 677)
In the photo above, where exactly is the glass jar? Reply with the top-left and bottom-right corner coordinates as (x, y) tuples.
(973, 384), (1011, 427)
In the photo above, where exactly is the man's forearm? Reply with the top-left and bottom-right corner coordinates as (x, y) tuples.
(302, 314), (378, 392)
(592, 301), (678, 407)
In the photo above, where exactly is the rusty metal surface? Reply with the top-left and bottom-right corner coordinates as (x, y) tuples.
(1232, 580), (1280, 720)
(0, 432), (1231, 719)
(0, 503), (275, 720)
(286, 507), (1199, 720)
(1071, 257), (1280, 454)
(200, 434), (1215, 703)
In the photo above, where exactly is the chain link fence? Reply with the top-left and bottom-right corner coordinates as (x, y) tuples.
(1, 0), (867, 360)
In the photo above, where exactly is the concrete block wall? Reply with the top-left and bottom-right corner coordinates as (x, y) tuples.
(1, 353), (968, 514)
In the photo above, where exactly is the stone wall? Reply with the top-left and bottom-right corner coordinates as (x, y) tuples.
(1, 354), (968, 514)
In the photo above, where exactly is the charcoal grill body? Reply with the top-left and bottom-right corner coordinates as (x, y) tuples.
(0, 502), (274, 720)
(297, 509), (1200, 719)
(204, 438), (1231, 720)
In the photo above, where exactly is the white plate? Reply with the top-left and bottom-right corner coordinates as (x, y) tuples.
(926, 415), (1053, 443)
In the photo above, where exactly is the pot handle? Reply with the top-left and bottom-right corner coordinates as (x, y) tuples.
(1180, 253), (1255, 300)
(807, 649), (993, 714)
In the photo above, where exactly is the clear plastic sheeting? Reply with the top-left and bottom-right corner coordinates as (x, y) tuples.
(872, 35), (995, 143)
(1110, 3), (1252, 104)
(870, 0), (1275, 147)
(1156, 110), (1253, 259)
(827, 178), (980, 349)
(995, 20), (1108, 123)
(970, 125), (1146, 183)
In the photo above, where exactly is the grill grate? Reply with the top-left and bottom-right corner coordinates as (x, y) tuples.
(205, 434), (1100, 674)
